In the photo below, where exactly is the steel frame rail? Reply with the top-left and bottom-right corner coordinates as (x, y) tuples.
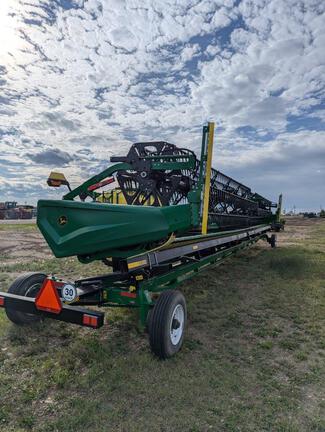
(0, 224), (273, 329)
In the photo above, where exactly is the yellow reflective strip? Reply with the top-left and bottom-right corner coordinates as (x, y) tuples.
(128, 259), (148, 269)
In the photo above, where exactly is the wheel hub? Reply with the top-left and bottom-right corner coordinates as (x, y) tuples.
(170, 304), (184, 346)
(172, 318), (180, 330)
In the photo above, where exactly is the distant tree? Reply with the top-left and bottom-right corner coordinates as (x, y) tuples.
(304, 212), (317, 218)
(320, 209), (325, 218)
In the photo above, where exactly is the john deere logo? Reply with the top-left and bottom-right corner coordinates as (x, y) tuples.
(58, 215), (67, 226)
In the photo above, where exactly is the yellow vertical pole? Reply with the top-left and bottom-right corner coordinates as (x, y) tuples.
(276, 193), (283, 223)
(201, 122), (215, 235)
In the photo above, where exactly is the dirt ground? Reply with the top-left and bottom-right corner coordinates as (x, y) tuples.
(279, 216), (325, 247)
(0, 216), (323, 263)
(0, 224), (50, 265)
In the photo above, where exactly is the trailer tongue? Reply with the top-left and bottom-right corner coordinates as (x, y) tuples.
(0, 123), (283, 358)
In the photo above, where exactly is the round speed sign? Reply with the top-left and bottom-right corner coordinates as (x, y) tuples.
(62, 284), (77, 302)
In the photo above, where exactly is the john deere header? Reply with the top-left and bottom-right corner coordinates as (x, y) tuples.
(37, 123), (278, 262)
(2, 122), (283, 359)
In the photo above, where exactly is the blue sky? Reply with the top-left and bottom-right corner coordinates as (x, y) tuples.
(0, 0), (324, 211)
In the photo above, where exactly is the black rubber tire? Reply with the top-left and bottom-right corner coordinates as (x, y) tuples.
(148, 290), (187, 359)
(146, 307), (153, 332)
(5, 272), (47, 325)
(270, 234), (277, 248)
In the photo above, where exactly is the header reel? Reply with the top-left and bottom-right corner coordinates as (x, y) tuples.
(110, 142), (198, 206)
(109, 141), (274, 227)
(48, 128), (277, 231)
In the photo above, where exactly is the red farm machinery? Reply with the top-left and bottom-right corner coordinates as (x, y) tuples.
(0, 202), (34, 220)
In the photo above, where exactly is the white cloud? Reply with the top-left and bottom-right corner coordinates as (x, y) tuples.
(0, 0), (324, 209)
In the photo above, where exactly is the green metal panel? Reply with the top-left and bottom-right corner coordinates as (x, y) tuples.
(37, 199), (192, 259)
(151, 161), (194, 170)
(63, 162), (131, 201)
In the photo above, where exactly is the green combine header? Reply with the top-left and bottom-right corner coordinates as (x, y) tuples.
(0, 123), (283, 358)
(37, 123), (278, 262)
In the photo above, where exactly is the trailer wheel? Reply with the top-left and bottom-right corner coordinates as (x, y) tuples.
(270, 234), (277, 248)
(148, 290), (187, 359)
(5, 272), (47, 325)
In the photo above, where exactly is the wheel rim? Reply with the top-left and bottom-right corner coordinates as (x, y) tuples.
(25, 282), (42, 298)
(25, 282), (43, 317)
(170, 304), (184, 346)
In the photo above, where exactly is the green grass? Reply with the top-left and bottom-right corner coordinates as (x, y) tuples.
(0, 223), (36, 231)
(0, 218), (324, 431)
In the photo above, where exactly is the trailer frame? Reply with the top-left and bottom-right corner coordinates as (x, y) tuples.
(0, 122), (281, 358)
(0, 224), (275, 336)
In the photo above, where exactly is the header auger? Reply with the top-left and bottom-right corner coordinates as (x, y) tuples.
(0, 123), (283, 358)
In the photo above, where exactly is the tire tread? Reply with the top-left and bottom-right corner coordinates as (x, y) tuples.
(148, 290), (186, 359)
(5, 272), (47, 325)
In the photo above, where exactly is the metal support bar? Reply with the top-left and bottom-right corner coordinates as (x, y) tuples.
(63, 162), (131, 201)
(126, 224), (271, 271)
(276, 193), (283, 223)
(139, 234), (266, 294)
(202, 122), (215, 234)
(0, 292), (104, 328)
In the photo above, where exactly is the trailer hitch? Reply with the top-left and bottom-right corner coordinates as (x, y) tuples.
(0, 292), (104, 328)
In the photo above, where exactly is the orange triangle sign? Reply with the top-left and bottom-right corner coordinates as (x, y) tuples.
(35, 279), (62, 314)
